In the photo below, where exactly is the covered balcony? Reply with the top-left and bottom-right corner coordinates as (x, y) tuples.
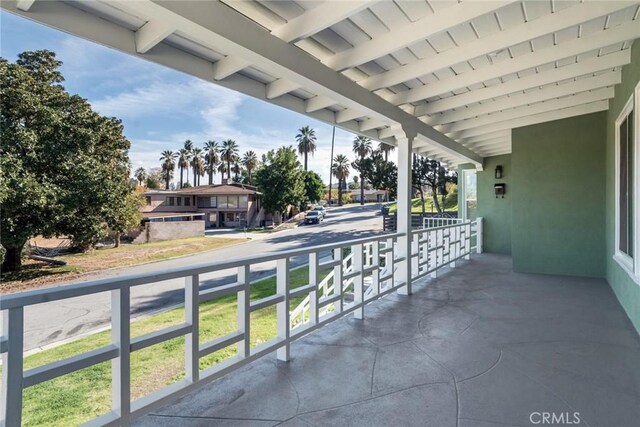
(2, 1), (640, 426)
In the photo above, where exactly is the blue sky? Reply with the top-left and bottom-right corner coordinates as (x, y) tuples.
(1, 11), (393, 183)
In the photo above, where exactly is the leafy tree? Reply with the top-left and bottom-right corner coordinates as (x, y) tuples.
(242, 150), (258, 184)
(221, 139), (240, 181)
(134, 167), (147, 186)
(352, 151), (397, 201)
(178, 146), (191, 188)
(108, 191), (144, 247)
(296, 125), (317, 171)
(159, 150), (177, 189)
(352, 136), (373, 205)
(378, 142), (395, 162)
(145, 167), (164, 189)
(255, 146), (305, 222)
(204, 140), (220, 185)
(331, 154), (350, 206)
(302, 170), (324, 204)
(191, 147), (205, 186)
(1, 50), (133, 269)
(412, 156), (457, 213)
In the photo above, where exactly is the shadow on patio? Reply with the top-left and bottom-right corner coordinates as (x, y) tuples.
(135, 254), (640, 427)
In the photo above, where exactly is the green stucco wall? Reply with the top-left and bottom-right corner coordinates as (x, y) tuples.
(511, 112), (607, 277)
(606, 40), (640, 333)
(477, 155), (512, 254)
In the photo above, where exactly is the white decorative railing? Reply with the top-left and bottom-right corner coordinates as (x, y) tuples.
(0, 233), (403, 427)
(0, 218), (483, 426)
(422, 216), (465, 229)
(411, 218), (483, 281)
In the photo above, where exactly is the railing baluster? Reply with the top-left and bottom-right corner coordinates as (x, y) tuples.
(371, 241), (380, 297)
(352, 244), (364, 319)
(111, 287), (130, 424)
(237, 266), (251, 358)
(476, 217), (484, 254)
(465, 222), (471, 260)
(333, 248), (343, 314)
(276, 258), (290, 362)
(309, 252), (319, 325)
(185, 275), (200, 383)
(1, 307), (23, 427)
(411, 234), (420, 279)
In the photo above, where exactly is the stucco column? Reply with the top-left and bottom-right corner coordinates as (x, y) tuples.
(395, 129), (416, 296)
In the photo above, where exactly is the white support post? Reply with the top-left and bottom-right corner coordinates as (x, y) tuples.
(1, 308), (24, 427)
(111, 287), (131, 424)
(352, 244), (364, 320)
(276, 258), (290, 362)
(185, 275), (200, 382)
(395, 131), (415, 295)
(476, 217), (484, 254)
(333, 248), (343, 314)
(308, 253), (319, 325)
(236, 266), (251, 358)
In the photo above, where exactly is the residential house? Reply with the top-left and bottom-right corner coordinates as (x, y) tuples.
(143, 183), (263, 228)
(349, 189), (387, 203)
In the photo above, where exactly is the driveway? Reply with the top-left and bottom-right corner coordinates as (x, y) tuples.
(22, 204), (386, 351)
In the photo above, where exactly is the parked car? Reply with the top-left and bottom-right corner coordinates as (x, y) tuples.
(304, 210), (323, 224)
(313, 206), (327, 218)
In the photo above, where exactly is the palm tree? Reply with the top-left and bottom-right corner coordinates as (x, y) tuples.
(378, 142), (395, 162)
(296, 126), (317, 171)
(178, 147), (191, 188)
(191, 147), (205, 186)
(204, 140), (220, 185)
(232, 162), (241, 182)
(221, 139), (239, 181)
(217, 162), (227, 182)
(134, 167), (147, 186)
(332, 154), (350, 206)
(353, 136), (373, 205)
(159, 150), (178, 189)
(242, 150), (258, 184)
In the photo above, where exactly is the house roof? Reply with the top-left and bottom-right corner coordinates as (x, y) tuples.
(143, 184), (261, 196)
(5, 1), (640, 167)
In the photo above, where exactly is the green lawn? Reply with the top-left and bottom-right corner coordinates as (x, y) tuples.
(17, 264), (330, 426)
(387, 197), (458, 214)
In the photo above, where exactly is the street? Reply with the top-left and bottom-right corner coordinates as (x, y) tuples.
(23, 204), (386, 351)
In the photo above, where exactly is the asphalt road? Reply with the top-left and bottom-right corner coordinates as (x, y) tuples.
(22, 204), (386, 351)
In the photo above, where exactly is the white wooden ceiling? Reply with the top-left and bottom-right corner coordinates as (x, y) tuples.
(6, 0), (640, 167)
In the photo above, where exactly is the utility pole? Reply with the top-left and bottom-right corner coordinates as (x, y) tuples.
(327, 126), (335, 205)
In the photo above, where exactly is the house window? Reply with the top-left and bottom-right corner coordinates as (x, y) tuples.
(145, 196), (151, 206)
(166, 197), (175, 206)
(227, 196), (239, 209)
(210, 196), (217, 208)
(614, 83), (639, 283)
(184, 197), (191, 206)
(176, 196), (182, 206)
(239, 195), (248, 209)
(218, 196), (228, 208)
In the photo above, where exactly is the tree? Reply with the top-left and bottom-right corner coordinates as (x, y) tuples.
(352, 150), (397, 201)
(242, 150), (258, 184)
(191, 147), (205, 186)
(411, 156), (456, 213)
(331, 154), (350, 206)
(108, 191), (144, 247)
(160, 150), (177, 189)
(178, 146), (191, 188)
(204, 140), (220, 185)
(255, 146), (305, 222)
(145, 167), (164, 189)
(352, 136), (373, 205)
(221, 139), (239, 180)
(378, 142), (395, 162)
(302, 170), (324, 204)
(1, 50), (133, 269)
(296, 125), (317, 171)
(134, 167), (147, 186)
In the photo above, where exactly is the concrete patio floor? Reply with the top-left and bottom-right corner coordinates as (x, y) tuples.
(135, 254), (640, 427)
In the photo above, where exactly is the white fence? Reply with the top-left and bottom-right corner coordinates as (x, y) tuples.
(422, 216), (466, 229)
(0, 219), (482, 426)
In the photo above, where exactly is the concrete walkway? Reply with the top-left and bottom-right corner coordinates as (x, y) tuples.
(135, 254), (640, 427)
